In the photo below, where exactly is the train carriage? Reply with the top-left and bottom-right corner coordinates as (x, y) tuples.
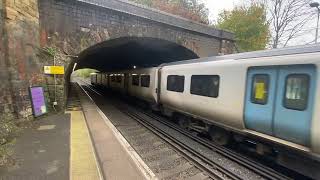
(159, 53), (320, 153)
(109, 73), (126, 93)
(90, 73), (97, 85)
(127, 67), (159, 105)
(157, 47), (320, 178)
(101, 74), (109, 88)
(96, 73), (103, 86)
(92, 44), (320, 178)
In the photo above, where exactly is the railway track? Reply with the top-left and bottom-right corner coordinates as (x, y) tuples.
(130, 105), (291, 180)
(117, 103), (239, 180)
(77, 80), (291, 180)
(78, 82), (215, 179)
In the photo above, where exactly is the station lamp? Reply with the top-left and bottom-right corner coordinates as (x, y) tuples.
(310, 2), (320, 43)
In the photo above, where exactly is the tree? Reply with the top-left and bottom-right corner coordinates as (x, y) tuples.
(264, 0), (314, 48)
(129, 0), (209, 24)
(217, 3), (270, 52)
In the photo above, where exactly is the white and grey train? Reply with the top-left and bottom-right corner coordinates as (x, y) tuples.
(91, 44), (320, 178)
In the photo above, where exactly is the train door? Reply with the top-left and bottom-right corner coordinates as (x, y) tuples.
(273, 65), (316, 146)
(244, 67), (278, 135)
(96, 74), (101, 86)
(157, 67), (163, 103)
(91, 74), (97, 85)
(245, 65), (316, 146)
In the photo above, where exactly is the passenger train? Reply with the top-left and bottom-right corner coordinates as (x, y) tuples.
(91, 44), (320, 179)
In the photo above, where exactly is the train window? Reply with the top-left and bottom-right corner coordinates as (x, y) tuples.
(190, 75), (220, 98)
(132, 75), (140, 86)
(251, 74), (269, 105)
(284, 74), (310, 111)
(116, 75), (122, 83)
(141, 75), (150, 87)
(167, 75), (184, 92)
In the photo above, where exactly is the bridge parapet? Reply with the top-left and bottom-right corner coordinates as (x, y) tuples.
(76, 0), (234, 40)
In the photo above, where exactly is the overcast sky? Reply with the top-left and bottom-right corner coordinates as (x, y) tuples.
(202, 0), (241, 23)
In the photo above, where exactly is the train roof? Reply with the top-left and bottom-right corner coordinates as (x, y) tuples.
(161, 44), (320, 67)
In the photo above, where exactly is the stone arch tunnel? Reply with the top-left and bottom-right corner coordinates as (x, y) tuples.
(66, 37), (199, 78)
(0, 0), (234, 119)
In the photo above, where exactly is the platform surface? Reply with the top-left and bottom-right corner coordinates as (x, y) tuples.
(0, 87), (147, 180)
(0, 113), (71, 180)
(76, 85), (149, 180)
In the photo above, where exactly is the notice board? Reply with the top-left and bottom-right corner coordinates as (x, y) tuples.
(29, 86), (47, 117)
(44, 66), (65, 75)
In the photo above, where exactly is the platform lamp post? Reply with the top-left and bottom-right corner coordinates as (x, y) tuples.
(310, 2), (320, 44)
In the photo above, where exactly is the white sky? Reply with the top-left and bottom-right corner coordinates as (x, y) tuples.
(202, 0), (241, 23)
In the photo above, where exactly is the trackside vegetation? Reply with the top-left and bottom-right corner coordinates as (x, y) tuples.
(0, 114), (20, 166)
(217, 3), (270, 52)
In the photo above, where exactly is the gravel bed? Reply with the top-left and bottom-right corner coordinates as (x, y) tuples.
(137, 143), (168, 155)
(121, 127), (147, 135)
(152, 157), (188, 173)
(89, 91), (267, 180)
(143, 149), (177, 162)
(96, 99), (203, 179)
(127, 135), (161, 147)
(164, 166), (202, 180)
(134, 109), (265, 180)
(124, 131), (155, 141)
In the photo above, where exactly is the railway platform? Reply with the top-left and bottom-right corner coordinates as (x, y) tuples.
(0, 84), (150, 180)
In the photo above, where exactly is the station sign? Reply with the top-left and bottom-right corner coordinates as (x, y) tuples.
(29, 86), (47, 117)
(44, 66), (65, 75)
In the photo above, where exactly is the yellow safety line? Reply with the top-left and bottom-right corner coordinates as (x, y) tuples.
(67, 110), (101, 180)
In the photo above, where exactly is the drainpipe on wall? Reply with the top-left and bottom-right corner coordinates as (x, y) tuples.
(53, 54), (57, 111)
(52, 54), (78, 111)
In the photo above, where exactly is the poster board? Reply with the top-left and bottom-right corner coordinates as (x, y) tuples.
(29, 86), (48, 117)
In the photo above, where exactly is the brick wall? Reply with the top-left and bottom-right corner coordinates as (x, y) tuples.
(2, 0), (41, 119)
(39, 0), (233, 58)
(0, 0), (14, 116)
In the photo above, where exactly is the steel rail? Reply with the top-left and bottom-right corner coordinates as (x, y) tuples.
(78, 81), (238, 180)
(118, 104), (241, 180)
(133, 106), (291, 180)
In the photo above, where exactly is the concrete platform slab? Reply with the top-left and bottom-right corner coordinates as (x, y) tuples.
(76, 85), (155, 180)
(1, 83), (155, 180)
(0, 114), (70, 180)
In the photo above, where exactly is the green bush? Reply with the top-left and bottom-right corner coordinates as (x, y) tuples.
(0, 114), (20, 166)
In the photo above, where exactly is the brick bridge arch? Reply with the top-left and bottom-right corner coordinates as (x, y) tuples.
(65, 36), (200, 91)
(68, 36), (199, 72)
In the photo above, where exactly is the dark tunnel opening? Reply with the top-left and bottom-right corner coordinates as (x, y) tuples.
(77, 37), (198, 71)
(65, 37), (199, 95)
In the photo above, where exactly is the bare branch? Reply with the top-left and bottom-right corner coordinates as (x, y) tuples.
(264, 0), (313, 48)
